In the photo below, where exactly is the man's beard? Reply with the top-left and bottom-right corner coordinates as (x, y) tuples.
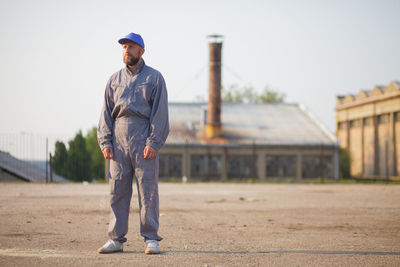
(124, 54), (140, 66)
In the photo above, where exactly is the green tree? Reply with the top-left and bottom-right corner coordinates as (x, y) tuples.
(258, 86), (286, 103)
(53, 141), (68, 178)
(222, 84), (286, 103)
(222, 84), (243, 102)
(66, 130), (91, 181)
(86, 127), (105, 180)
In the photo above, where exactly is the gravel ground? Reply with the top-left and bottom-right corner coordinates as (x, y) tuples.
(0, 183), (399, 266)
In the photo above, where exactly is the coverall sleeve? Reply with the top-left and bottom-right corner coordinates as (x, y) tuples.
(146, 73), (170, 151)
(97, 79), (115, 151)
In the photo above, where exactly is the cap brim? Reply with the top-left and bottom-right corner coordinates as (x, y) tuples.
(118, 38), (132, 44)
(118, 38), (144, 48)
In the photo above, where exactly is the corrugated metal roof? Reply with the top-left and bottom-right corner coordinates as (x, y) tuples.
(0, 151), (68, 182)
(167, 102), (337, 146)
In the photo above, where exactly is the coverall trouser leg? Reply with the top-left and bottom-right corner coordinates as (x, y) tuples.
(107, 141), (162, 243)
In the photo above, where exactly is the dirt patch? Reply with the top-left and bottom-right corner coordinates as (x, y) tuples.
(0, 183), (399, 266)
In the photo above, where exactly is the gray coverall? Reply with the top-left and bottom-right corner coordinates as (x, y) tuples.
(97, 60), (169, 243)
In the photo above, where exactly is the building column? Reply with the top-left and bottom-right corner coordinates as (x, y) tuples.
(393, 112), (398, 177)
(296, 153), (303, 181)
(333, 145), (339, 179)
(390, 112), (397, 176)
(346, 120), (351, 153)
(183, 144), (191, 181)
(221, 147), (227, 181)
(257, 151), (266, 181)
(361, 117), (365, 177)
(373, 115), (380, 176)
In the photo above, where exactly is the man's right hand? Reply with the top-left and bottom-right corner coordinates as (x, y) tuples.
(102, 147), (114, 159)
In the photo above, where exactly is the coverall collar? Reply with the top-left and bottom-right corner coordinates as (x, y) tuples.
(125, 59), (145, 76)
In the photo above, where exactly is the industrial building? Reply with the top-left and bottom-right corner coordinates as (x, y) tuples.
(158, 36), (338, 181)
(336, 81), (400, 179)
(160, 102), (338, 181)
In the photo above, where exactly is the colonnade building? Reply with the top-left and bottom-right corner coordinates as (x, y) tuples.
(336, 81), (400, 179)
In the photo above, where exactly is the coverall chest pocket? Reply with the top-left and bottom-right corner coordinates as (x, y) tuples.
(112, 83), (129, 103)
(135, 82), (152, 100)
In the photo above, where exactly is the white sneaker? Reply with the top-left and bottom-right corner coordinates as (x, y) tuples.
(145, 240), (160, 254)
(97, 240), (123, 253)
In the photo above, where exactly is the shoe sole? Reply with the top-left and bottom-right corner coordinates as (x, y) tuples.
(97, 249), (123, 254)
(145, 249), (160, 255)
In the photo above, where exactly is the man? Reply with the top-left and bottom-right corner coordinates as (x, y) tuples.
(97, 32), (169, 254)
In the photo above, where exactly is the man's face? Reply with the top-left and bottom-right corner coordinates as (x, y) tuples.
(122, 41), (144, 66)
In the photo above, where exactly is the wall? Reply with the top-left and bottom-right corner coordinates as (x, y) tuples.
(159, 145), (337, 181)
(336, 82), (400, 179)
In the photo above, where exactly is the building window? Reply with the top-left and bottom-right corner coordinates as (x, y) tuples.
(364, 117), (373, 126)
(337, 122), (346, 130)
(378, 114), (390, 124)
(159, 154), (182, 178)
(227, 155), (257, 179)
(266, 155), (296, 178)
(350, 119), (362, 128)
(395, 112), (400, 122)
(190, 155), (221, 180)
(302, 155), (333, 178)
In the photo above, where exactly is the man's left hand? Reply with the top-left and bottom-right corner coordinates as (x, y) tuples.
(143, 145), (157, 159)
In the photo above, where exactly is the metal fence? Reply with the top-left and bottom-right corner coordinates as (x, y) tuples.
(0, 133), (71, 182)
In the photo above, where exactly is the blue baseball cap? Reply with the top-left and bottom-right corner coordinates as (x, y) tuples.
(118, 32), (145, 49)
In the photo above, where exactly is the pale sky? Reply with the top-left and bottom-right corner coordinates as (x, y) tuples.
(1, 0), (399, 143)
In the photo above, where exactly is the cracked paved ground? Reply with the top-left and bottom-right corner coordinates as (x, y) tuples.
(0, 183), (399, 266)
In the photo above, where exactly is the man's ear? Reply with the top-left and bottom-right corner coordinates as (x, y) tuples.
(140, 48), (145, 57)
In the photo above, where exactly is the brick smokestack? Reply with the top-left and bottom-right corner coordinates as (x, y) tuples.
(206, 35), (223, 138)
